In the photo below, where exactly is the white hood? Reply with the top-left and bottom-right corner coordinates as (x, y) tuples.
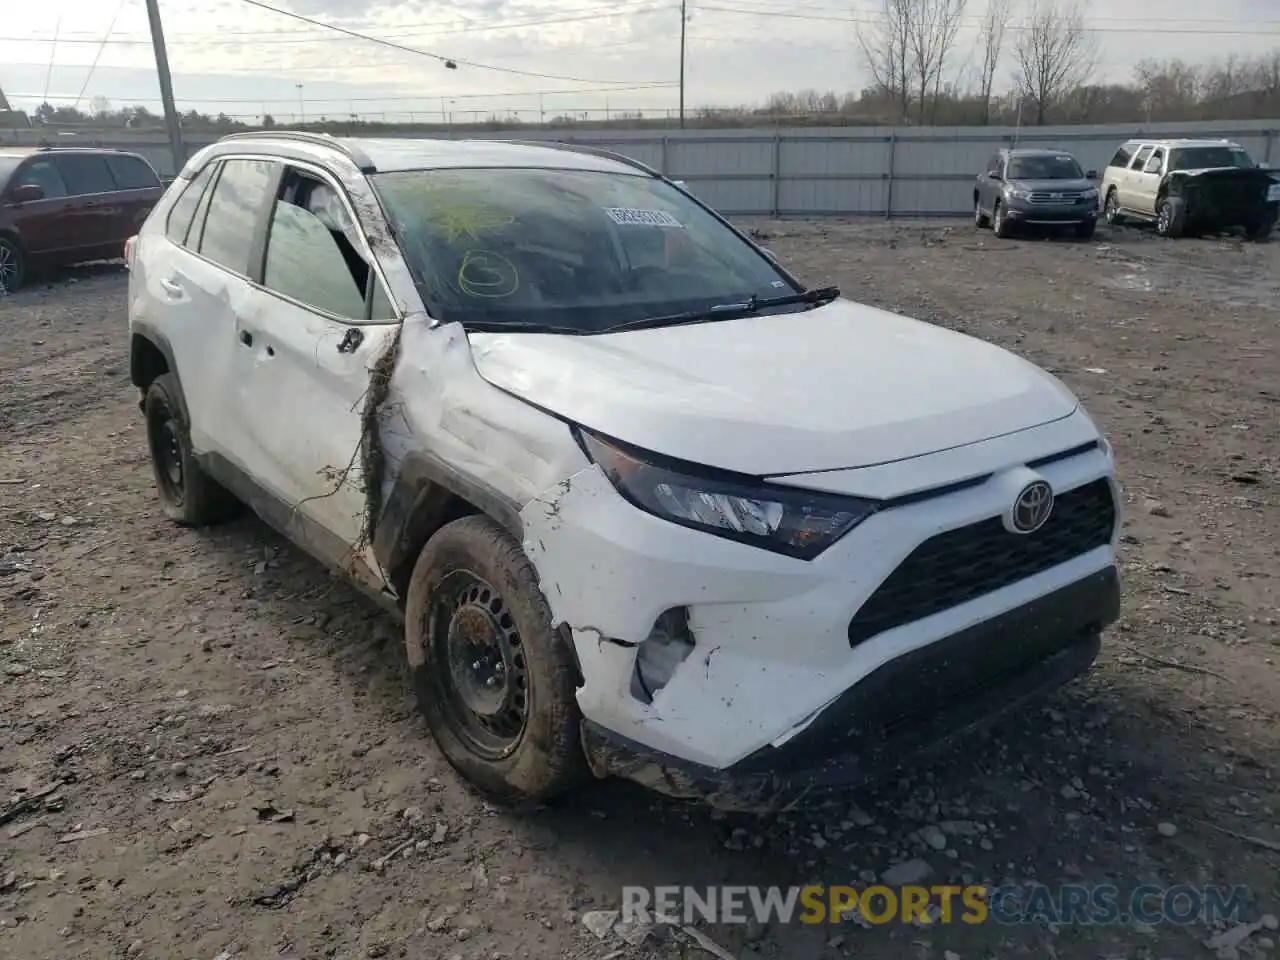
(466, 298), (1079, 476)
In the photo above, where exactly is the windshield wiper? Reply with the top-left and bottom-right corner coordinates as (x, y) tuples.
(459, 319), (590, 335)
(601, 285), (841, 333)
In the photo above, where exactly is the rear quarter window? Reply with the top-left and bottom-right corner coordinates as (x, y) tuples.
(196, 158), (277, 275)
(106, 155), (160, 190)
(1108, 146), (1133, 168)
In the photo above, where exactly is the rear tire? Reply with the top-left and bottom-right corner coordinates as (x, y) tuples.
(1246, 216), (1274, 241)
(1104, 189), (1124, 226)
(974, 196), (990, 229)
(144, 373), (238, 525)
(404, 515), (589, 805)
(1156, 198), (1185, 239)
(0, 235), (24, 293)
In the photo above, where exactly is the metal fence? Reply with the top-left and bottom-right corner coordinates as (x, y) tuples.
(5, 118), (1278, 218)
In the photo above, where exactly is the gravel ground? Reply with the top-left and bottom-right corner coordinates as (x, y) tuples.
(2, 219), (1279, 960)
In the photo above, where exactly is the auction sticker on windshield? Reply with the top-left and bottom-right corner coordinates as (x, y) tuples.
(605, 207), (682, 227)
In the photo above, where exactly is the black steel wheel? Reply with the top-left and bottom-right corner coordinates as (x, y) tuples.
(429, 569), (530, 760)
(405, 515), (588, 804)
(143, 373), (238, 525)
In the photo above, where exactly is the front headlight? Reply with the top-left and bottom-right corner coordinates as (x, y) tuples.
(1082, 188), (1099, 201)
(576, 429), (879, 559)
(1008, 188), (1032, 200)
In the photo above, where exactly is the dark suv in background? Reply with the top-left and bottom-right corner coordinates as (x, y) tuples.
(974, 148), (1100, 240)
(0, 146), (164, 292)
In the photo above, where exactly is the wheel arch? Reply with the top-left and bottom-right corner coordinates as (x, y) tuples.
(373, 450), (524, 602)
(129, 324), (189, 418)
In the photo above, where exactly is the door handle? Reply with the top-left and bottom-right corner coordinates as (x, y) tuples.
(239, 330), (253, 347)
(159, 278), (183, 297)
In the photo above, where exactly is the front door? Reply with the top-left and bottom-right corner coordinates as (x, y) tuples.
(4, 157), (80, 256)
(53, 153), (125, 255)
(232, 164), (401, 583)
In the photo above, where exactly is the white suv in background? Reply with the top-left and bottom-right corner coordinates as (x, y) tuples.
(125, 132), (1122, 812)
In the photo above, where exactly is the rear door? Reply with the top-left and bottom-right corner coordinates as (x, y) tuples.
(144, 156), (280, 464)
(234, 162), (401, 575)
(4, 156), (79, 255)
(105, 153), (164, 242)
(53, 153), (124, 254)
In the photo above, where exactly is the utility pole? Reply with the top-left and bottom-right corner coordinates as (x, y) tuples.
(678, 0), (687, 129)
(142, 0), (186, 171)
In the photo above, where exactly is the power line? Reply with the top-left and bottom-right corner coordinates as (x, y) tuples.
(692, 3), (1280, 35)
(73, 0), (130, 107)
(0, 5), (676, 48)
(5, 82), (678, 106)
(230, 0), (675, 85)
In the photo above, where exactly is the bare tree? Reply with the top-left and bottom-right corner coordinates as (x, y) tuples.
(976, 0), (1012, 123)
(1013, 0), (1098, 124)
(857, 0), (915, 122)
(907, 0), (968, 122)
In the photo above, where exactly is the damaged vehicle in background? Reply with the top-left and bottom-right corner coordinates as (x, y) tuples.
(125, 132), (1123, 812)
(1100, 138), (1280, 239)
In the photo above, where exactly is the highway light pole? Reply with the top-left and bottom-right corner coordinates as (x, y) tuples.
(143, 0), (186, 172)
(678, 0), (687, 129)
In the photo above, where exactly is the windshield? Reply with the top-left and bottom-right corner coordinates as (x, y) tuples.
(371, 167), (797, 333)
(1006, 154), (1083, 180)
(1168, 146), (1256, 171)
(0, 156), (25, 190)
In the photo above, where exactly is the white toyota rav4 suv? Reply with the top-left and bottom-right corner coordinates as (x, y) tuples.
(125, 131), (1122, 812)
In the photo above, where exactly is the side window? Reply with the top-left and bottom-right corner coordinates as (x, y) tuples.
(1109, 145), (1132, 169)
(986, 154), (1002, 175)
(11, 159), (69, 199)
(1144, 149), (1164, 174)
(197, 159), (276, 276)
(55, 154), (116, 196)
(165, 163), (218, 245)
(1130, 146), (1153, 170)
(106, 155), (160, 190)
(261, 170), (394, 321)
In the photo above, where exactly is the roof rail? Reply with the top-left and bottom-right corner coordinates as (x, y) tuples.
(492, 138), (662, 177)
(215, 130), (376, 173)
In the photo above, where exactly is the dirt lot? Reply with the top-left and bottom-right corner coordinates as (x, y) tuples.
(2, 219), (1278, 960)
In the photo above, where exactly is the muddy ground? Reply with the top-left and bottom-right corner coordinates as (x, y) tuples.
(2, 218), (1278, 960)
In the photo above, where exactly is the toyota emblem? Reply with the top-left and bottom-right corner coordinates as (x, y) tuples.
(1011, 480), (1054, 534)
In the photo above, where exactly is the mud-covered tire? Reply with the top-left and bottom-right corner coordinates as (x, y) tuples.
(1156, 197), (1185, 239)
(974, 196), (990, 229)
(1245, 217), (1274, 241)
(144, 373), (238, 525)
(404, 515), (589, 805)
(1104, 189), (1124, 226)
(0, 235), (24, 293)
(992, 201), (1013, 238)
(1075, 219), (1097, 240)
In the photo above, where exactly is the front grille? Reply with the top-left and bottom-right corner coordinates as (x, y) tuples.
(1028, 191), (1084, 204)
(847, 479), (1116, 647)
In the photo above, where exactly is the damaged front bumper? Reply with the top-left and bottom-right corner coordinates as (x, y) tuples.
(581, 567), (1119, 813)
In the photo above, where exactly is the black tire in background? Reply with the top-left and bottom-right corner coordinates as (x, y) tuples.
(974, 196), (990, 229)
(1156, 198), (1186, 239)
(143, 373), (238, 525)
(404, 515), (589, 805)
(0, 236), (24, 293)
(1076, 219), (1097, 240)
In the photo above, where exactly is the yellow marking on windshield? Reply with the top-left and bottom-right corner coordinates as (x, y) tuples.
(436, 204), (516, 243)
(458, 249), (519, 298)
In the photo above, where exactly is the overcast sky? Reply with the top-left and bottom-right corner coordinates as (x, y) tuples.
(1, 0), (1277, 123)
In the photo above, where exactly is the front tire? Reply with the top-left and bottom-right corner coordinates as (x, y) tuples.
(1156, 198), (1185, 239)
(1075, 219), (1097, 240)
(404, 515), (589, 804)
(0, 236), (24, 293)
(144, 373), (238, 525)
(1245, 216), (1274, 241)
(992, 201), (1013, 238)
